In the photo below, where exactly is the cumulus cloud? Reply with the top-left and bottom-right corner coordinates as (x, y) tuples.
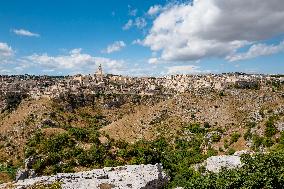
(0, 42), (14, 59)
(103, 41), (126, 54)
(166, 65), (206, 74)
(24, 48), (124, 73)
(144, 0), (284, 62)
(147, 5), (162, 16)
(13, 29), (40, 37)
(227, 41), (284, 62)
(122, 17), (147, 30)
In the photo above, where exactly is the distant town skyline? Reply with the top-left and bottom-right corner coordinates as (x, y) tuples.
(0, 0), (284, 76)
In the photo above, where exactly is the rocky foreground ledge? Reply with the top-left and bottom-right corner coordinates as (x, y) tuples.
(0, 164), (168, 189)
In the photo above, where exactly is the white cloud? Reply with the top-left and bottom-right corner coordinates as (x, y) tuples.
(0, 68), (12, 74)
(227, 41), (284, 62)
(122, 18), (147, 30)
(148, 57), (159, 64)
(103, 41), (126, 54)
(144, 0), (284, 62)
(166, 65), (206, 74)
(13, 29), (40, 37)
(134, 17), (147, 29)
(132, 39), (143, 45)
(123, 19), (133, 30)
(0, 42), (14, 59)
(24, 49), (124, 73)
(147, 5), (162, 16)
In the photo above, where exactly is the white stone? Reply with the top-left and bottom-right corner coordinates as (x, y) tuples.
(1, 164), (168, 189)
(205, 155), (242, 173)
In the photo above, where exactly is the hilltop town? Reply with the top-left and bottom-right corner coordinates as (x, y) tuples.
(0, 65), (283, 101)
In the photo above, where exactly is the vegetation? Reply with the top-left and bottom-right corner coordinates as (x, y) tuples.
(2, 88), (284, 188)
(171, 149), (284, 188)
(28, 181), (62, 189)
(1, 91), (28, 113)
(0, 164), (17, 181)
(229, 132), (241, 145)
(265, 116), (278, 137)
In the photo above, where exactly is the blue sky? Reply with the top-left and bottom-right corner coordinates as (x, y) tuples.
(0, 0), (283, 76)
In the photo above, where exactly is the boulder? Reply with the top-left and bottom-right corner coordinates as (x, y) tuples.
(205, 155), (242, 173)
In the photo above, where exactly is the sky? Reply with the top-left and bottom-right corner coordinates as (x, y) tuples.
(0, 0), (284, 76)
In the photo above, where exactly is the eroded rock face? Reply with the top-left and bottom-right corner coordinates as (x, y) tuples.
(2, 164), (168, 189)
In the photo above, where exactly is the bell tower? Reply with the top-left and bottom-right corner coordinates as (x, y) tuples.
(96, 64), (103, 81)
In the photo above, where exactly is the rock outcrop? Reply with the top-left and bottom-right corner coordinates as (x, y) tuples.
(194, 150), (253, 173)
(205, 155), (242, 173)
(1, 164), (168, 189)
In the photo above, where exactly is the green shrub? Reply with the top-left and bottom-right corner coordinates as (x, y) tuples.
(246, 122), (256, 128)
(204, 122), (210, 128)
(186, 123), (205, 134)
(263, 137), (274, 147)
(252, 134), (264, 150)
(211, 133), (221, 142)
(230, 132), (241, 144)
(224, 139), (229, 149)
(244, 129), (252, 141)
(68, 128), (89, 142)
(265, 116), (277, 137)
(0, 164), (17, 180)
(227, 148), (236, 155)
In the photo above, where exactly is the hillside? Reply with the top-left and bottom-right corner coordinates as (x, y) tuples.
(0, 86), (284, 188)
(102, 89), (284, 146)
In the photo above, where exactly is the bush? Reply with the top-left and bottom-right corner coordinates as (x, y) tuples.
(263, 137), (274, 147)
(265, 116), (277, 137)
(252, 134), (264, 150)
(230, 132), (241, 144)
(204, 122), (210, 128)
(244, 129), (252, 141)
(246, 122), (256, 128)
(0, 164), (17, 180)
(211, 133), (221, 142)
(227, 148), (236, 155)
(186, 123), (205, 134)
(224, 139), (229, 149)
(68, 128), (89, 142)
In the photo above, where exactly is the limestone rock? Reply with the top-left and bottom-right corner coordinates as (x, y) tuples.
(3, 164), (168, 189)
(205, 155), (242, 173)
